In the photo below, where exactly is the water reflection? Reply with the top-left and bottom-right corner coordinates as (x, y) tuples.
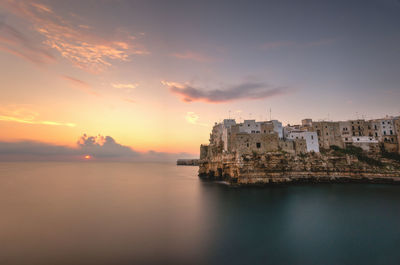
(0, 162), (400, 265)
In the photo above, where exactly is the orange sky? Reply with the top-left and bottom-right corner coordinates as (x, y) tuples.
(1, 0), (400, 156)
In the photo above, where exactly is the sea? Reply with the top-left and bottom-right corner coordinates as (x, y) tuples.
(0, 162), (400, 265)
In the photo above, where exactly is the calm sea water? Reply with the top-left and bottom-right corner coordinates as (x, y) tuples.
(0, 162), (400, 265)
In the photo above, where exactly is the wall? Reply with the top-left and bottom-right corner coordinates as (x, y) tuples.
(310, 121), (344, 149)
(229, 132), (279, 155)
(288, 131), (319, 152)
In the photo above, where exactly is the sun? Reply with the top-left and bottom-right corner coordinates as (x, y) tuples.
(84, 155), (92, 160)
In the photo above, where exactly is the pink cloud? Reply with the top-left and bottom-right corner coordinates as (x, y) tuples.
(171, 51), (214, 62)
(0, 21), (56, 65)
(61, 75), (100, 96)
(1, 0), (149, 73)
(162, 80), (291, 103)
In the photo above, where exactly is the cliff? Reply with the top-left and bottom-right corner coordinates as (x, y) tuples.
(199, 150), (400, 186)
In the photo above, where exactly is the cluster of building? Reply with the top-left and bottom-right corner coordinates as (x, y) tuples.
(201, 116), (400, 159)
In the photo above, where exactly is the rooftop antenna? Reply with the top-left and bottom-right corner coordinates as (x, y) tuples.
(270, 108), (272, 121)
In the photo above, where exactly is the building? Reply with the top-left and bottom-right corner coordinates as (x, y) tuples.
(351, 136), (379, 153)
(287, 131), (319, 152)
(339, 121), (352, 145)
(394, 117), (400, 154)
(238, 119), (283, 138)
(349, 119), (366, 137)
(308, 120), (344, 149)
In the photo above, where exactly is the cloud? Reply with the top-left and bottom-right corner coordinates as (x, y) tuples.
(261, 38), (336, 50)
(185, 112), (208, 127)
(0, 105), (76, 127)
(162, 80), (291, 103)
(61, 75), (100, 96)
(77, 134), (137, 157)
(0, 135), (197, 162)
(171, 51), (214, 62)
(1, 0), (148, 73)
(0, 21), (56, 65)
(111, 83), (138, 89)
(260, 41), (295, 50)
(123, 98), (136, 104)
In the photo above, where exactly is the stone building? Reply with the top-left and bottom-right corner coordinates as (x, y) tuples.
(229, 132), (279, 155)
(339, 121), (352, 145)
(308, 121), (344, 149)
(349, 119), (366, 137)
(394, 117), (400, 154)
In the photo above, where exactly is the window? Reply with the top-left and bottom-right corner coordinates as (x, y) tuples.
(384, 131), (387, 135)
(375, 132), (378, 137)
(374, 125), (377, 130)
(345, 138), (348, 141)
(359, 132), (361, 136)
(326, 132), (329, 136)
(248, 124), (250, 127)
(256, 143), (261, 148)
(358, 126), (361, 130)
(357, 138), (360, 141)
(352, 132), (355, 136)
(391, 138), (394, 142)
(264, 130), (266, 133)
(390, 130), (393, 135)
(246, 143), (249, 147)
(311, 135), (314, 140)
(352, 126), (355, 130)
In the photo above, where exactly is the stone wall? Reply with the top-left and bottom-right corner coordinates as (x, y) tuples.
(310, 121), (344, 149)
(229, 132), (279, 155)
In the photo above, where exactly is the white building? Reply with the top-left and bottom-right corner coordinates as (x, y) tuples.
(239, 120), (261, 134)
(352, 136), (378, 143)
(351, 136), (379, 152)
(271, 120), (283, 139)
(288, 131), (319, 153)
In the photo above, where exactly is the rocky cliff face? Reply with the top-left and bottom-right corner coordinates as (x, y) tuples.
(199, 151), (400, 185)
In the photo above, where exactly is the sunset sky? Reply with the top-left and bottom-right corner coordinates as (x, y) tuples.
(1, 0), (400, 157)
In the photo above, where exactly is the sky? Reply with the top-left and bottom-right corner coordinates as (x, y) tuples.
(0, 0), (400, 159)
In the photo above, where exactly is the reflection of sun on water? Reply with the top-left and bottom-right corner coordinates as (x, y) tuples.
(84, 155), (91, 160)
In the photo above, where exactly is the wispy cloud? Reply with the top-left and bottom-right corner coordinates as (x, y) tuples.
(261, 38), (336, 50)
(162, 80), (291, 103)
(1, 0), (148, 73)
(111, 83), (138, 89)
(61, 75), (100, 96)
(260, 41), (295, 50)
(171, 51), (214, 62)
(0, 21), (56, 65)
(0, 106), (76, 127)
(185, 112), (208, 126)
(123, 98), (136, 104)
